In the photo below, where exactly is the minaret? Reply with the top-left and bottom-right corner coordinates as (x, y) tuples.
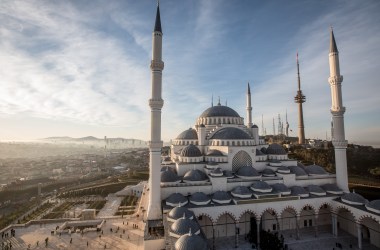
(285, 110), (289, 137)
(294, 52), (306, 144)
(328, 28), (349, 192)
(246, 82), (253, 128)
(147, 2), (164, 220)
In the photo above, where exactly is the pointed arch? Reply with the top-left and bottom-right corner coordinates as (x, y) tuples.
(238, 209), (259, 222)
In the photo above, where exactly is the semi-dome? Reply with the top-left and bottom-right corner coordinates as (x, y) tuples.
(212, 191), (232, 204)
(305, 164), (328, 175)
(161, 169), (180, 183)
(365, 200), (380, 214)
(199, 105), (240, 118)
(206, 149), (224, 156)
(231, 186), (252, 198)
(307, 185), (326, 196)
(175, 231), (207, 250)
(266, 143), (287, 155)
(341, 192), (367, 205)
(210, 168), (223, 177)
(290, 186), (309, 198)
(168, 206), (194, 222)
(183, 170), (208, 182)
(322, 184), (343, 195)
(166, 193), (188, 207)
(251, 181), (272, 193)
(170, 217), (200, 238)
(271, 183), (291, 195)
(210, 127), (252, 140)
(261, 168), (276, 177)
(189, 192), (211, 205)
(180, 144), (202, 157)
(236, 166), (261, 179)
(176, 128), (198, 140)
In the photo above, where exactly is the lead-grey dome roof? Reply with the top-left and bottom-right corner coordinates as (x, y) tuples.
(266, 143), (287, 155)
(180, 144), (202, 157)
(189, 192), (210, 203)
(251, 181), (272, 191)
(262, 168), (276, 177)
(206, 149), (224, 156)
(231, 186), (252, 196)
(256, 149), (265, 156)
(210, 127), (252, 140)
(183, 170), (208, 182)
(307, 185), (326, 195)
(199, 105), (240, 118)
(236, 166), (260, 176)
(161, 169), (180, 182)
(212, 191), (232, 202)
(341, 192), (367, 205)
(175, 232), (207, 250)
(177, 128), (198, 140)
(166, 193), (188, 204)
(272, 183), (290, 193)
(291, 186), (308, 196)
(171, 217), (200, 236)
(305, 165), (328, 175)
(288, 166), (308, 176)
(366, 200), (380, 211)
(168, 206), (194, 221)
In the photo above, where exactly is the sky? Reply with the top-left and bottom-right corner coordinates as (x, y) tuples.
(0, 0), (379, 147)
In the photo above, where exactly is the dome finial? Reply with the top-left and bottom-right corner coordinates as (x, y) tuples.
(218, 96), (221, 106)
(330, 26), (338, 53)
(211, 94), (213, 107)
(154, 1), (162, 33)
(247, 82), (251, 94)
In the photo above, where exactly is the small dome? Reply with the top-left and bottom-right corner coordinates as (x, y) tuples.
(291, 186), (309, 197)
(341, 192), (367, 205)
(223, 170), (234, 178)
(236, 166), (260, 176)
(176, 128), (198, 140)
(206, 149), (224, 156)
(189, 192), (211, 205)
(305, 165), (328, 175)
(210, 168), (223, 177)
(251, 181), (272, 193)
(256, 149), (265, 156)
(271, 183), (291, 195)
(183, 170), (208, 182)
(168, 206), (194, 222)
(175, 231), (207, 250)
(212, 191), (232, 204)
(180, 144), (202, 157)
(161, 166), (176, 173)
(266, 143), (287, 155)
(231, 186), (252, 198)
(307, 185), (326, 196)
(322, 184), (343, 194)
(199, 105), (240, 118)
(288, 166), (308, 176)
(161, 169), (180, 183)
(166, 193), (188, 207)
(171, 217), (200, 237)
(260, 147), (267, 154)
(365, 200), (380, 214)
(251, 124), (258, 128)
(210, 127), (252, 140)
(261, 168), (276, 177)
(277, 166), (290, 174)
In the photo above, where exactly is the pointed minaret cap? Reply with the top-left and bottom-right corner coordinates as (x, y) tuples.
(154, 1), (162, 33)
(247, 82), (251, 95)
(330, 27), (338, 53)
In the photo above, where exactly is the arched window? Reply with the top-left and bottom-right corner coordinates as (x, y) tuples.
(232, 150), (252, 172)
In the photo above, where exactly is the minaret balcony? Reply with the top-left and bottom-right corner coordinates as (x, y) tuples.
(332, 139), (348, 148)
(330, 107), (346, 115)
(328, 75), (343, 85)
(150, 60), (164, 70)
(149, 98), (164, 109)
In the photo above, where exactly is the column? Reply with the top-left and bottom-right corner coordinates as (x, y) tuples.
(296, 215), (300, 240)
(314, 214), (319, 237)
(356, 224), (362, 249)
(235, 221), (239, 248)
(331, 214), (338, 237)
(256, 219), (261, 248)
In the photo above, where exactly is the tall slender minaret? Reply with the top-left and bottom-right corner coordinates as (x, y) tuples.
(285, 110), (289, 137)
(246, 82), (253, 128)
(328, 28), (349, 192)
(294, 52), (306, 144)
(147, 2), (164, 220)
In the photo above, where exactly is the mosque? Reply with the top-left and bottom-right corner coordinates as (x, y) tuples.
(144, 3), (380, 250)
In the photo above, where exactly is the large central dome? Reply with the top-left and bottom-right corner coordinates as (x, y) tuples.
(199, 105), (240, 118)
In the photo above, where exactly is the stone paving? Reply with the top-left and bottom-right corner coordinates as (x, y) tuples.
(97, 195), (124, 218)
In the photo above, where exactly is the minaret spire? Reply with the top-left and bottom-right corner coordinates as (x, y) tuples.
(246, 82), (253, 128)
(328, 28), (349, 192)
(147, 2), (164, 220)
(294, 52), (306, 144)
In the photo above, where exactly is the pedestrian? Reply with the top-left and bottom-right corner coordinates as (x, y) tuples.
(70, 238), (72, 244)
(87, 241), (89, 247)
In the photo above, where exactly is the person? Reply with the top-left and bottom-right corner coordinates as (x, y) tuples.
(87, 241), (89, 247)
(70, 238), (72, 244)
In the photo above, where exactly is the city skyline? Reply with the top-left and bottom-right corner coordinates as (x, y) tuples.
(0, 1), (379, 147)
